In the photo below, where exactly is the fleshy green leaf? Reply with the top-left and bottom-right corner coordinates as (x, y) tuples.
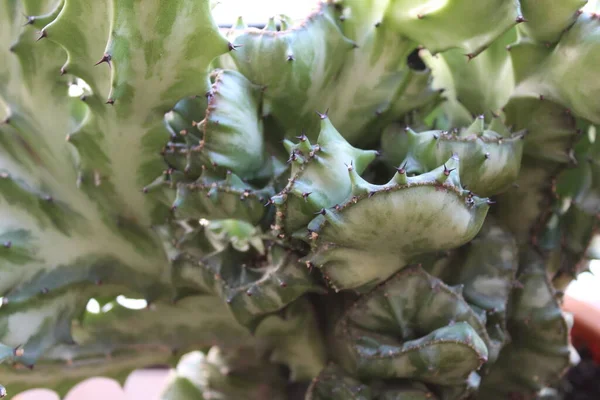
(333, 266), (490, 395)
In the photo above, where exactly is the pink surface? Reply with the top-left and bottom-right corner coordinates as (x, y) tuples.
(11, 369), (171, 400)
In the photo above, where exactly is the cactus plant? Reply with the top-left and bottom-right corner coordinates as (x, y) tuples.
(1, 0), (599, 399)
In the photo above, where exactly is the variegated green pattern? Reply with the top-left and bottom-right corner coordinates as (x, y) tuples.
(2, 0), (600, 399)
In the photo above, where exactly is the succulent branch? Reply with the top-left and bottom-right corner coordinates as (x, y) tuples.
(1, 0), (599, 399)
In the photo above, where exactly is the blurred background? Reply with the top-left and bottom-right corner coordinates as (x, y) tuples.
(11, 0), (600, 398)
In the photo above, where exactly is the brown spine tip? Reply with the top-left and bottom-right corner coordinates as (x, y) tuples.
(228, 42), (243, 51)
(105, 98), (115, 105)
(443, 164), (455, 176)
(94, 53), (112, 67)
(60, 67), (67, 76)
(286, 54), (295, 61)
(515, 15), (527, 23)
(417, 14), (424, 19)
(24, 16), (35, 26)
(374, 21), (381, 28)
(36, 30), (47, 41)
(316, 109), (329, 119)
(396, 161), (407, 174)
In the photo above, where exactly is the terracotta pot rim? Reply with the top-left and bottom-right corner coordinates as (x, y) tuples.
(563, 294), (600, 363)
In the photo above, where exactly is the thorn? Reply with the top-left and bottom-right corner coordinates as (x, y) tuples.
(315, 208), (326, 216)
(287, 151), (298, 163)
(3, 241), (11, 248)
(539, 94), (544, 101)
(36, 30), (47, 41)
(105, 98), (115, 105)
(80, 95), (87, 101)
(296, 133), (307, 141)
(1, 297), (7, 305)
(443, 164), (455, 176)
(396, 161), (407, 174)
(506, 45), (512, 51)
(339, 15), (346, 22)
(41, 288), (49, 294)
(60, 67), (67, 76)
(264, 199), (272, 207)
(466, 53), (475, 61)
(23, 15), (35, 26)
(484, 152), (490, 159)
(515, 15), (527, 23)
(486, 199), (496, 205)
(228, 42), (243, 51)
(302, 192), (312, 200)
(286, 54), (294, 61)
(305, 261), (314, 271)
(374, 21), (381, 28)
(94, 53), (112, 67)
(316, 109), (329, 119)
(417, 14), (424, 19)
